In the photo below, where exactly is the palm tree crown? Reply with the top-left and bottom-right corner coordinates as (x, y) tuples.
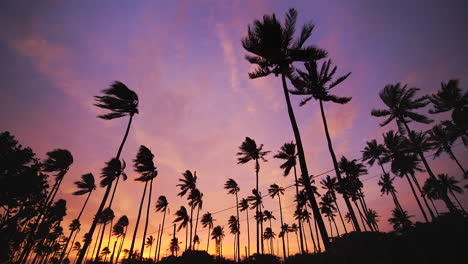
(224, 178), (240, 194)
(268, 184), (285, 199)
(177, 170), (197, 197)
(201, 213), (214, 229)
(237, 137), (270, 171)
(155, 196), (168, 212)
(43, 149), (73, 177)
(173, 206), (189, 232)
(94, 81), (139, 120)
(73, 173), (96, 195)
(134, 145), (157, 182)
(273, 141), (297, 176)
(362, 139), (388, 167)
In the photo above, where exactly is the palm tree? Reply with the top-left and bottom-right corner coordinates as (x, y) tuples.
(320, 194), (339, 238)
(289, 58), (361, 234)
(173, 206), (189, 251)
(228, 215), (239, 260)
(100, 247), (111, 262)
(155, 196), (168, 262)
(211, 226), (225, 257)
(193, 235), (200, 250)
(238, 198), (250, 257)
(263, 228), (276, 254)
(224, 179), (241, 261)
(378, 173), (404, 213)
(320, 175), (347, 233)
(169, 237), (180, 257)
(263, 210), (276, 255)
(428, 124), (466, 175)
(388, 208), (413, 233)
(246, 188), (265, 254)
(77, 81), (138, 264)
(187, 188), (202, 250)
(268, 184), (287, 259)
(94, 208), (115, 261)
(437, 174), (466, 213)
(237, 137), (269, 254)
(429, 79), (468, 130)
(59, 173), (96, 263)
(366, 209), (380, 232)
(273, 142), (305, 251)
(299, 209), (318, 253)
(422, 176), (458, 213)
(72, 242), (81, 264)
(177, 170), (197, 249)
(145, 236), (155, 260)
(201, 212), (214, 253)
(111, 215), (129, 264)
(128, 145), (157, 259)
(242, 8), (330, 249)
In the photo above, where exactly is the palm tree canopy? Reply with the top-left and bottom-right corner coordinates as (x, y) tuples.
(391, 153), (424, 178)
(428, 124), (456, 158)
(224, 178), (240, 195)
(73, 173), (96, 195)
(201, 212), (214, 229)
(112, 215), (128, 236)
(273, 141), (297, 176)
(263, 210), (276, 222)
(94, 81), (139, 120)
(239, 198), (249, 212)
(339, 156), (368, 178)
(378, 173), (396, 196)
(42, 149), (73, 177)
(362, 139), (389, 166)
(405, 130), (433, 154)
(146, 236), (155, 247)
(188, 188), (203, 208)
(437, 173), (463, 194)
(429, 79), (468, 114)
(247, 189), (263, 210)
(72, 242), (81, 251)
(211, 226), (225, 240)
(69, 219), (81, 231)
(134, 145), (157, 182)
(177, 170), (197, 197)
(100, 158), (125, 187)
(236, 137), (270, 172)
(289, 59), (351, 106)
(263, 227), (276, 240)
(228, 215), (239, 234)
(242, 8), (327, 78)
(173, 206), (189, 231)
(388, 208), (413, 232)
(320, 175), (338, 196)
(268, 183), (285, 198)
(99, 207), (115, 224)
(371, 83), (433, 134)
(155, 196), (168, 212)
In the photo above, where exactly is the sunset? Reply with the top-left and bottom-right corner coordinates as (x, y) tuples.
(1, 1), (467, 264)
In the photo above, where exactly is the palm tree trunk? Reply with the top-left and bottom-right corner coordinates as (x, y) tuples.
(277, 195), (287, 261)
(292, 165), (305, 253)
(357, 196), (374, 231)
(154, 224), (160, 261)
(307, 220), (317, 253)
(328, 218), (333, 238)
(314, 217), (321, 252)
(448, 149), (466, 175)
(333, 198), (348, 234)
(332, 217), (340, 237)
(255, 158), (260, 255)
(90, 224), (103, 261)
(185, 225), (188, 251)
(189, 205), (194, 250)
(409, 173), (437, 218)
(235, 191), (241, 262)
(140, 178), (153, 260)
(286, 230), (290, 257)
(404, 173), (429, 222)
(110, 239), (118, 264)
(129, 181), (148, 258)
(260, 215), (264, 254)
(76, 114), (134, 264)
(157, 209), (167, 262)
(65, 228), (80, 261)
(294, 230), (300, 254)
(353, 200), (368, 231)
(281, 73), (331, 250)
(194, 205), (201, 249)
(116, 226), (127, 264)
(245, 210), (250, 257)
(94, 219), (108, 261)
(206, 226), (211, 253)
(301, 220), (308, 252)
(318, 99), (361, 233)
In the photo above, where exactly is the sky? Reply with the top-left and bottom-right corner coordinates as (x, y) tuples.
(1, 0), (468, 260)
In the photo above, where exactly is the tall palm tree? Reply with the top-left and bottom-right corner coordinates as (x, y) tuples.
(127, 146), (157, 259)
(246, 188), (265, 254)
(320, 194), (339, 238)
(111, 215), (129, 264)
(237, 137), (269, 254)
(299, 209), (318, 253)
(378, 173), (403, 213)
(436, 174), (466, 213)
(201, 212), (214, 253)
(263, 210), (276, 255)
(177, 170), (197, 249)
(273, 142), (305, 251)
(242, 8), (331, 249)
(238, 198), (250, 257)
(173, 206), (189, 251)
(263, 228), (276, 255)
(224, 178), (241, 261)
(289, 223), (301, 253)
(189, 188), (203, 250)
(228, 215), (239, 260)
(94, 208), (115, 261)
(320, 175), (347, 233)
(155, 196), (168, 262)
(77, 81), (139, 264)
(362, 139), (389, 175)
(59, 173), (96, 262)
(428, 124), (466, 175)
(366, 209), (380, 232)
(169, 237), (180, 257)
(211, 226), (225, 257)
(145, 235), (155, 260)
(289, 58), (361, 234)
(429, 79), (468, 130)
(279, 224), (291, 257)
(422, 175), (459, 213)
(268, 184), (287, 259)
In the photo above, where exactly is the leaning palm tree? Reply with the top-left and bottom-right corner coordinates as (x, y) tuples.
(237, 137), (269, 254)
(155, 196), (168, 262)
(177, 170), (197, 249)
(273, 142), (304, 251)
(268, 184), (287, 259)
(242, 8), (330, 249)
(111, 215), (129, 264)
(320, 194), (339, 238)
(190, 188), (203, 250)
(201, 212), (214, 253)
(224, 178), (241, 261)
(289, 58), (361, 234)
(211, 226), (225, 257)
(100, 247), (111, 262)
(228, 215), (240, 260)
(320, 175), (347, 233)
(429, 79), (468, 130)
(436, 174), (466, 213)
(72, 242), (81, 264)
(187, 188), (202, 250)
(238, 198), (250, 257)
(428, 124), (466, 175)
(77, 81), (139, 264)
(247, 188), (265, 254)
(173, 206), (189, 251)
(378, 173), (403, 213)
(145, 236), (155, 260)
(366, 209), (380, 232)
(94, 207), (115, 262)
(59, 173), (96, 262)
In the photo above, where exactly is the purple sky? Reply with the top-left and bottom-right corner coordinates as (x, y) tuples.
(1, 0), (468, 259)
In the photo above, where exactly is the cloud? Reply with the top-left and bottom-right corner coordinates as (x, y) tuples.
(216, 23), (241, 92)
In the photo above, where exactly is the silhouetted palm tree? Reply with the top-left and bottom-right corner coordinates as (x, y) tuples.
(429, 79), (468, 130)
(320, 194), (339, 238)
(263, 228), (276, 255)
(428, 124), (466, 175)
(247, 188), (265, 254)
(155, 196), (168, 262)
(72, 242), (81, 264)
(299, 209), (317, 253)
(224, 178), (241, 261)
(173, 206), (189, 251)
(268, 184), (287, 259)
(320, 175), (347, 233)
(238, 198), (250, 256)
(201, 212), (214, 253)
(94, 207), (114, 261)
(237, 137), (269, 254)
(211, 226), (225, 257)
(145, 235), (155, 260)
(242, 8), (330, 249)
(273, 142), (304, 251)
(388, 208), (413, 233)
(177, 170), (197, 249)
(228, 215), (239, 260)
(422, 176), (458, 213)
(366, 209), (380, 232)
(169, 237), (179, 257)
(100, 247), (111, 262)
(59, 173), (96, 262)
(111, 215), (129, 264)
(262, 210), (276, 254)
(188, 188), (203, 250)
(437, 174), (466, 213)
(77, 81), (138, 264)
(378, 173), (403, 213)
